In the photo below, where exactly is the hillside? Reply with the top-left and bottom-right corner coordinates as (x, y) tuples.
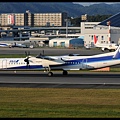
(0, 2), (120, 17)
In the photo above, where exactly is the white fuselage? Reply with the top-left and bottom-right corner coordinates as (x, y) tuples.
(95, 43), (118, 51)
(54, 52), (120, 70)
(0, 43), (11, 47)
(0, 56), (65, 70)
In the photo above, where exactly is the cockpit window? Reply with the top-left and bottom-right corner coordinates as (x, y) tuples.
(68, 54), (80, 56)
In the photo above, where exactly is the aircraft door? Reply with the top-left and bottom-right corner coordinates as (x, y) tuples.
(42, 59), (50, 71)
(42, 59), (49, 67)
(81, 59), (87, 69)
(2, 59), (7, 69)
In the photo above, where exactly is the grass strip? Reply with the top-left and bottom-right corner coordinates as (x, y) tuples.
(0, 88), (120, 118)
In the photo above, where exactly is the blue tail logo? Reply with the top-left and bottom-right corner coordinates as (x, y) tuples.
(113, 45), (120, 59)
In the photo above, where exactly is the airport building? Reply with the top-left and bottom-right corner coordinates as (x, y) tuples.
(49, 37), (84, 48)
(82, 12), (120, 47)
(0, 11), (120, 48)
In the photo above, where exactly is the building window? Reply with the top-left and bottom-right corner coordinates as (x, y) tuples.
(53, 42), (57, 47)
(91, 35), (93, 40)
(101, 36), (104, 40)
(61, 42), (65, 47)
(96, 36), (98, 39)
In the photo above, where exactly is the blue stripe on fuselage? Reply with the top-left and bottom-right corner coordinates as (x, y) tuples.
(7, 65), (43, 69)
(5, 55), (120, 69)
(0, 44), (8, 46)
(50, 55), (115, 67)
(63, 55), (113, 63)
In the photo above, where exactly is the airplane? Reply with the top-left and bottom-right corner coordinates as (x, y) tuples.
(93, 35), (118, 52)
(0, 42), (32, 48)
(11, 42), (28, 48)
(11, 42), (34, 48)
(0, 42), (13, 48)
(0, 45), (120, 77)
(0, 42), (28, 48)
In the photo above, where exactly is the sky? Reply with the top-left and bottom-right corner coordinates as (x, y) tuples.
(73, 2), (120, 6)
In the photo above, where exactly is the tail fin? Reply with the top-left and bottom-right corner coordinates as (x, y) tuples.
(94, 35), (98, 44)
(112, 45), (120, 59)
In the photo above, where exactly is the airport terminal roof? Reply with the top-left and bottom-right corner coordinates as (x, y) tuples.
(98, 12), (120, 27)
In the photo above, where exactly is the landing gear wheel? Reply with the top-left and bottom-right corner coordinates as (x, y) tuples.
(48, 72), (53, 77)
(63, 70), (68, 75)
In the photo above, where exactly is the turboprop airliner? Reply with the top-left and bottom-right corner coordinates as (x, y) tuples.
(94, 35), (118, 52)
(0, 45), (120, 76)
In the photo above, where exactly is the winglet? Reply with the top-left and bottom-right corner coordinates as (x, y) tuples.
(112, 45), (120, 59)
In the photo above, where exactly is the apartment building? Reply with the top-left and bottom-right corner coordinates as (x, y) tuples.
(0, 13), (14, 27)
(14, 13), (25, 26)
(33, 13), (66, 27)
(0, 11), (67, 28)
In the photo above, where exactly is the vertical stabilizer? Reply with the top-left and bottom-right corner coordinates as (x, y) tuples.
(94, 35), (97, 44)
(112, 45), (120, 59)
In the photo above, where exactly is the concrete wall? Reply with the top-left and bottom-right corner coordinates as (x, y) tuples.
(84, 34), (109, 45)
(49, 38), (70, 47)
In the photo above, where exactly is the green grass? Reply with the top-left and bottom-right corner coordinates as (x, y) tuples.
(0, 54), (27, 58)
(0, 88), (120, 118)
(110, 67), (120, 72)
(0, 54), (120, 118)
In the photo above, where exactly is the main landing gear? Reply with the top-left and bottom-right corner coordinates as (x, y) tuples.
(63, 70), (68, 75)
(44, 66), (68, 77)
(48, 71), (53, 77)
(47, 70), (68, 77)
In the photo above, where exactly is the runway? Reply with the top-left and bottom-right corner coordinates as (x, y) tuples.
(0, 47), (120, 88)
(0, 47), (107, 55)
(0, 71), (120, 88)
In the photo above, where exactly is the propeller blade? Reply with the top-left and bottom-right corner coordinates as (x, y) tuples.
(24, 57), (30, 68)
(25, 51), (27, 56)
(25, 51), (30, 56)
(43, 50), (44, 55)
(24, 58), (28, 62)
(28, 51), (30, 56)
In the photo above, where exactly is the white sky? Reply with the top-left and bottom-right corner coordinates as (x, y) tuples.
(73, 2), (120, 6)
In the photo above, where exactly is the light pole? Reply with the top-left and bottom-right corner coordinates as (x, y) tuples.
(65, 19), (69, 38)
(107, 21), (111, 43)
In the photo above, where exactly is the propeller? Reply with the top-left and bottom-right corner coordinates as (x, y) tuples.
(24, 51), (30, 68)
(36, 50), (45, 58)
(25, 51), (30, 56)
(42, 50), (44, 56)
(24, 57), (30, 68)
